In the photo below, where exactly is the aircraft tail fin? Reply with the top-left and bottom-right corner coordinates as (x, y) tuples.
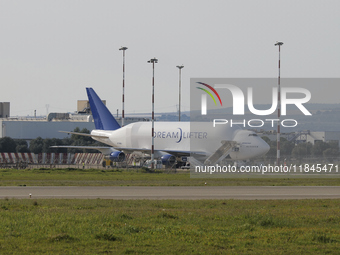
(86, 88), (121, 130)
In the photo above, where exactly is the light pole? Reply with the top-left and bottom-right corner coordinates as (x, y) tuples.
(119, 46), (128, 127)
(275, 41), (283, 166)
(176, 65), (184, 121)
(148, 58), (158, 169)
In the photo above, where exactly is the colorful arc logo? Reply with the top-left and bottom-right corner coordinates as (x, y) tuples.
(196, 82), (223, 106)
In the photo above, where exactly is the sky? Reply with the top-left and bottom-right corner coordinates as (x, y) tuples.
(0, 0), (339, 117)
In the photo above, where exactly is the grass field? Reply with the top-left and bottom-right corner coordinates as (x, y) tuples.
(1, 168), (340, 186)
(1, 168), (340, 254)
(1, 199), (340, 254)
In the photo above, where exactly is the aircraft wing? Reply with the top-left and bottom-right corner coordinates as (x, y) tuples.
(52, 145), (206, 159)
(113, 147), (207, 157)
(50, 146), (115, 155)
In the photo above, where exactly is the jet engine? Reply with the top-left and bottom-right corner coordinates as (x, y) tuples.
(106, 151), (125, 162)
(161, 154), (176, 165)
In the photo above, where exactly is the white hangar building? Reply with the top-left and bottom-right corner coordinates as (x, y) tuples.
(0, 101), (150, 141)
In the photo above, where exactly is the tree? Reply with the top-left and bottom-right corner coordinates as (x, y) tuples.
(29, 137), (44, 154)
(0, 137), (17, 152)
(328, 141), (339, 150)
(312, 141), (330, 157)
(280, 138), (295, 156)
(323, 148), (339, 158)
(43, 138), (65, 153)
(261, 136), (294, 160)
(15, 139), (30, 153)
(292, 142), (312, 159)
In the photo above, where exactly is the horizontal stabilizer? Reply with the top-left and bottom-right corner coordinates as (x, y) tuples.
(59, 131), (109, 139)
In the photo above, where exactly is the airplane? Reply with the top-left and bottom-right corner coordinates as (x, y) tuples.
(55, 88), (270, 166)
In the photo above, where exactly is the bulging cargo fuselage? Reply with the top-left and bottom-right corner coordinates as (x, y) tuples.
(91, 121), (269, 161)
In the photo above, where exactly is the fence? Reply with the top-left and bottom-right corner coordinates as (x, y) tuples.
(0, 153), (104, 165)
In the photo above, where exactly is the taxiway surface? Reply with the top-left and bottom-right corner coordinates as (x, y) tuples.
(1, 186), (340, 200)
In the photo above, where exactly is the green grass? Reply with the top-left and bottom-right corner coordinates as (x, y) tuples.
(0, 199), (339, 254)
(1, 168), (340, 186)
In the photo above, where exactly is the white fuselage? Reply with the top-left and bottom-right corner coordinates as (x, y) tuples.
(91, 121), (269, 160)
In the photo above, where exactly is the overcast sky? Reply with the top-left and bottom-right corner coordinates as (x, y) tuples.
(0, 0), (339, 117)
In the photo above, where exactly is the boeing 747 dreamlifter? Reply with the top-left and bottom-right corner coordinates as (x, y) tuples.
(56, 88), (270, 166)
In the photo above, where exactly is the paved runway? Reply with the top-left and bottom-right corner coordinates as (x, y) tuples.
(1, 186), (340, 199)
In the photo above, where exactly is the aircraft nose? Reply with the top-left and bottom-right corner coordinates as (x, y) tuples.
(259, 140), (270, 156)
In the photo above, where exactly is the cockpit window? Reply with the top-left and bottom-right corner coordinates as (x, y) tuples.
(248, 134), (258, 136)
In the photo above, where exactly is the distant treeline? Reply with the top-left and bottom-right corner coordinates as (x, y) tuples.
(262, 136), (339, 160)
(0, 128), (104, 154)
